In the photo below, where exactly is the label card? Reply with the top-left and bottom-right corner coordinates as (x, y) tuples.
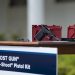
(0, 46), (57, 75)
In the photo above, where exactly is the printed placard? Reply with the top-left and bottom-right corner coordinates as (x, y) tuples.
(0, 46), (57, 75)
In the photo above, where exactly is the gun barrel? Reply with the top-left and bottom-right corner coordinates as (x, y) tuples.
(42, 25), (60, 41)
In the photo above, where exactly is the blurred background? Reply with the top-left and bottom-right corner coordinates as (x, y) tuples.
(0, 0), (75, 75)
(58, 55), (75, 75)
(0, 0), (27, 41)
(0, 0), (75, 41)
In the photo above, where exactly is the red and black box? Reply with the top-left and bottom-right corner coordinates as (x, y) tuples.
(32, 25), (62, 41)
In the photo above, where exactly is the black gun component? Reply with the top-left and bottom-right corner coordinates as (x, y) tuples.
(34, 25), (60, 41)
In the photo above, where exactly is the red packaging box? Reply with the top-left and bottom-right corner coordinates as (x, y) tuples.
(32, 25), (62, 41)
(67, 25), (75, 38)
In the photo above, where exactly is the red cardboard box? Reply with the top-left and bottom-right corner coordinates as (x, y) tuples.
(67, 25), (75, 38)
(32, 25), (62, 41)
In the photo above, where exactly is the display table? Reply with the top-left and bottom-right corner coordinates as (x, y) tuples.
(39, 41), (75, 54)
(0, 41), (75, 54)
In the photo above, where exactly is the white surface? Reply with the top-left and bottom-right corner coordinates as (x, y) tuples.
(0, 46), (57, 54)
(0, 70), (42, 75)
(27, 0), (45, 41)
